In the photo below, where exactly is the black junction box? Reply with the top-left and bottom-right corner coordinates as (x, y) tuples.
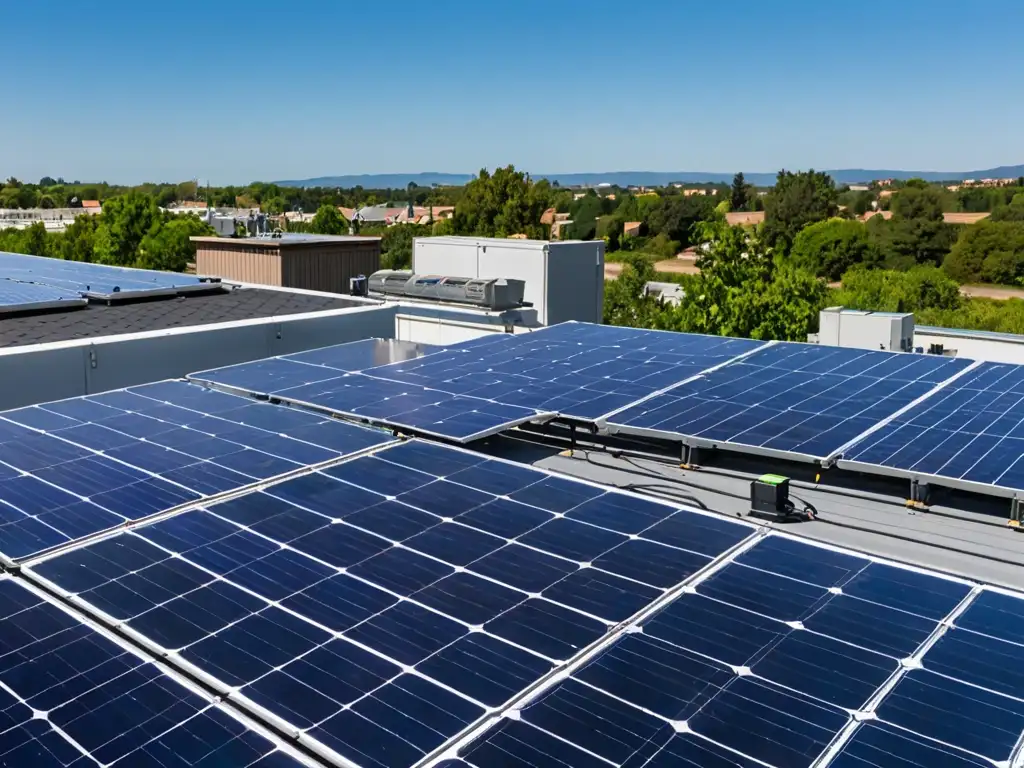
(750, 474), (790, 517)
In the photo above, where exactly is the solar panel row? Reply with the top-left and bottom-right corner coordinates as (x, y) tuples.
(189, 325), (765, 443)
(450, 535), (1024, 768)
(0, 575), (309, 768)
(190, 341), (556, 443)
(841, 361), (1024, 495)
(25, 440), (760, 768)
(0, 278), (87, 313)
(606, 341), (974, 462)
(0, 380), (392, 561)
(0, 251), (213, 302)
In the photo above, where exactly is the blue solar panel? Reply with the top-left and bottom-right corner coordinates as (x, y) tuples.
(190, 323), (763, 442)
(191, 353), (551, 444)
(0, 278), (87, 312)
(359, 322), (765, 420)
(608, 341), (973, 462)
(840, 361), (1024, 494)
(26, 439), (758, 768)
(0, 575), (305, 767)
(449, 533), (1020, 768)
(0, 380), (392, 560)
(0, 251), (213, 300)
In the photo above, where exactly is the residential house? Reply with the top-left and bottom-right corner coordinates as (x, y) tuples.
(540, 208), (556, 226)
(623, 221), (643, 237)
(81, 200), (101, 211)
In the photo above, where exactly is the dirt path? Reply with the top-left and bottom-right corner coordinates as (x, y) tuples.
(604, 258), (699, 280)
(960, 284), (1024, 300)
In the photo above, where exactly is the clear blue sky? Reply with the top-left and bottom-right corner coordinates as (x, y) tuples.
(6, 0), (1023, 185)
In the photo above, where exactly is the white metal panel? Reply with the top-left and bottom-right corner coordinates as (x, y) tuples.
(913, 331), (1024, 364)
(395, 314), (503, 345)
(412, 237), (480, 277)
(0, 346), (89, 409)
(476, 242), (549, 324)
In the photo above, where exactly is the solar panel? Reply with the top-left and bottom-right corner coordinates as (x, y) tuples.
(24, 439), (759, 768)
(607, 341), (974, 462)
(359, 322), (766, 420)
(0, 380), (393, 561)
(0, 575), (310, 768)
(0, 251), (215, 301)
(190, 350), (553, 444)
(0, 278), (87, 313)
(189, 323), (764, 441)
(448, 533), (1024, 768)
(839, 361), (1024, 495)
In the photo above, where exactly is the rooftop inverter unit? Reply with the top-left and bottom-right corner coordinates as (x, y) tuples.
(368, 270), (413, 295)
(367, 271), (526, 311)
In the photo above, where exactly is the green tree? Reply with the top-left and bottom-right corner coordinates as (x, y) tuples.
(452, 166), (550, 238)
(603, 254), (662, 328)
(646, 195), (716, 248)
(55, 214), (101, 262)
(834, 266), (962, 314)
(944, 220), (1024, 284)
(93, 191), (161, 266)
(887, 186), (955, 266)
(730, 172), (752, 212)
(991, 195), (1024, 222)
(309, 204), (348, 235)
(762, 169), (839, 253)
(380, 224), (429, 269)
(138, 216), (215, 272)
(669, 221), (827, 340)
(787, 218), (876, 281)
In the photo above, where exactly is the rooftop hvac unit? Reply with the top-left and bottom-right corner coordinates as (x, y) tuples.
(368, 271), (526, 311)
(368, 270), (414, 295)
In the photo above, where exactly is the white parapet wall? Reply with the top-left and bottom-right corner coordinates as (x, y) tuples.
(0, 303), (397, 409)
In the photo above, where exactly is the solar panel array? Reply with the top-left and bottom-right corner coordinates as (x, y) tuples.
(24, 439), (761, 768)
(190, 339), (556, 443)
(0, 251), (217, 302)
(16, 438), (1024, 768)
(447, 535), (1024, 768)
(188, 322), (1024, 496)
(606, 342), (974, 462)
(840, 361), (1024, 495)
(0, 380), (392, 561)
(190, 325), (764, 442)
(0, 574), (309, 768)
(0, 278), (87, 313)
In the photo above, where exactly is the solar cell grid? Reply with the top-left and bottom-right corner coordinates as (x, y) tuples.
(608, 341), (973, 462)
(0, 379), (391, 561)
(0, 251), (210, 301)
(359, 321), (765, 420)
(446, 532), (997, 768)
(26, 439), (759, 768)
(841, 360), (1024, 494)
(0, 575), (307, 768)
(0, 278), (87, 313)
(189, 323), (766, 441)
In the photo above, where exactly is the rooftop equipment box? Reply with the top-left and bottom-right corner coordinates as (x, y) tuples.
(192, 235), (381, 294)
(818, 307), (915, 352)
(412, 236), (604, 325)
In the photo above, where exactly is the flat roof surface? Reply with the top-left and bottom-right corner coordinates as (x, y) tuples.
(0, 286), (374, 348)
(482, 433), (1024, 590)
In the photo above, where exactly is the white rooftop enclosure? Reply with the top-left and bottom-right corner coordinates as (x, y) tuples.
(412, 236), (605, 325)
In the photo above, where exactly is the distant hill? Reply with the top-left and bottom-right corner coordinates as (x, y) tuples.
(276, 166), (1024, 189)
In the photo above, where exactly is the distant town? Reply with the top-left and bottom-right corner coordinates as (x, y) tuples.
(2, 166), (1024, 343)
